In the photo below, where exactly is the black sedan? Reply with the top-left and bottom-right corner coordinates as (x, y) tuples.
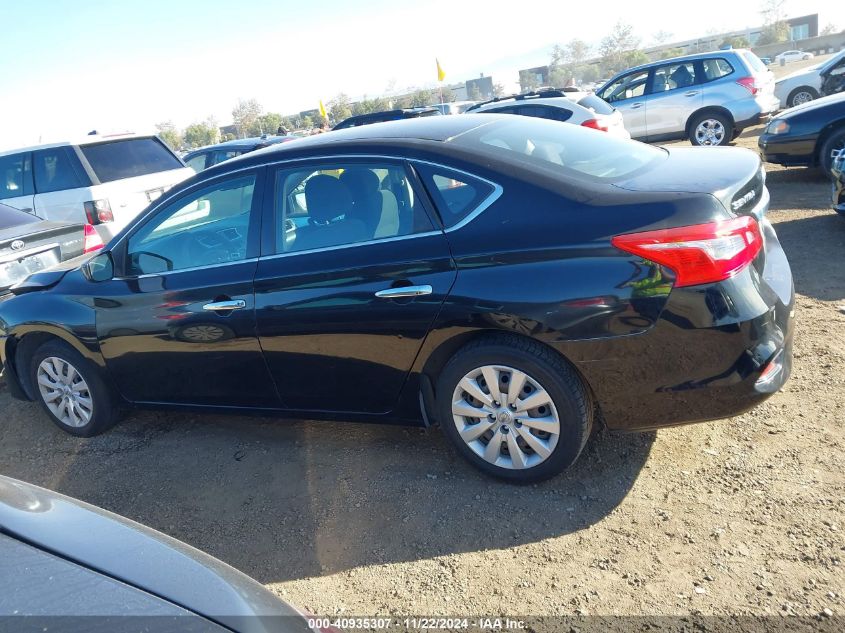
(332, 107), (440, 130)
(0, 202), (102, 294)
(183, 134), (300, 172)
(0, 115), (794, 482)
(0, 475), (312, 632)
(758, 92), (845, 175)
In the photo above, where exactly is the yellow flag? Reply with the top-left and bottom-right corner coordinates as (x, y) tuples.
(436, 58), (446, 82)
(319, 100), (327, 119)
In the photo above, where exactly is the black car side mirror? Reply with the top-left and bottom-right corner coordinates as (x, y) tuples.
(83, 251), (114, 282)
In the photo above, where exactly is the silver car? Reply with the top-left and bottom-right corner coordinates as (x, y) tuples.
(596, 50), (780, 146)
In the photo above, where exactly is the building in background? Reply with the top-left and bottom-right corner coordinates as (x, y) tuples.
(465, 75), (494, 101)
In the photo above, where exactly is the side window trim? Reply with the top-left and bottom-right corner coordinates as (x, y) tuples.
(114, 168), (266, 278)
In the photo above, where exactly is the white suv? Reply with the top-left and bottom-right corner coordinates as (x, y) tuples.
(0, 134), (193, 240)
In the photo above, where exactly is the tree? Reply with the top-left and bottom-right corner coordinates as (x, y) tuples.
(183, 118), (219, 148)
(519, 70), (541, 92)
(328, 93), (352, 125)
(720, 36), (750, 49)
(439, 85), (455, 103)
(756, 0), (789, 46)
(598, 22), (648, 76)
(820, 23), (839, 36)
(301, 115), (314, 130)
(549, 39), (593, 87)
(351, 96), (390, 116)
(658, 47), (686, 59)
(651, 30), (673, 46)
(232, 98), (262, 138)
(493, 83), (506, 98)
(155, 121), (182, 151)
(409, 88), (435, 107)
(252, 112), (283, 136)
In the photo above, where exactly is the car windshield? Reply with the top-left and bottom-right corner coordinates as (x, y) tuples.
(452, 117), (666, 180)
(0, 203), (38, 229)
(80, 137), (184, 183)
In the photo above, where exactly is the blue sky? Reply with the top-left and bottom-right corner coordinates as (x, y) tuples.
(0, 0), (837, 148)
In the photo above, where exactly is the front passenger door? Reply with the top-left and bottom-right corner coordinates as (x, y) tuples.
(598, 70), (651, 139)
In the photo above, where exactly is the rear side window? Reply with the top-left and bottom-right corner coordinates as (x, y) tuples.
(80, 138), (183, 183)
(0, 153), (33, 200)
(33, 147), (86, 194)
(701, 58), (735, 81)
(415, 164), (496, 229)
(184, 153), (208, 172)
(577, 95), (614, 115)
(739, 51), (766, 73)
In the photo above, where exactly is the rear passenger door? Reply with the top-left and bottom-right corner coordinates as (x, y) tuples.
(253, 158), (458, 414)
(0, 152), (35, 214)
(32, 147), (91, 224)
(598, 69), (651, 139)
(645, 61), (702, 139)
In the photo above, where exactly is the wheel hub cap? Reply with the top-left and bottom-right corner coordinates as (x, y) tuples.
(36, 357), (93, 428)
(451, 365), (561, 470)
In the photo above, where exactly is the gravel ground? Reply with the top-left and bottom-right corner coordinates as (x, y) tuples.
(0, 121), (843, 625)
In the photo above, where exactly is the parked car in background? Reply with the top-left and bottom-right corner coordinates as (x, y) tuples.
(0, 134), (193, 241)
(758, 92), (845, 176)
(183, 134), (301, 172)
(431, 101), (478, 115)
(0, 115), (793, 483)
(774, 50), (814, 64)
(596, 50), (779, 146)
(465, 89), (630, 138)
(831, 149), (845, 218)
(774, 50), (845, 108)
(333, 107), (441, 130)
(760, 57), (773, 66)
(0, 475), (315, 631)
(0, 202), (102, 294)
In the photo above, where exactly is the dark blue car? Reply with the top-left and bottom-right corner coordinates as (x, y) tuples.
(0, 115), (794, 482)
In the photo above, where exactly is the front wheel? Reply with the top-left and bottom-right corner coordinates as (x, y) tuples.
(787, 86), (818, 108)
(29, 340), (120, 437)
(689, 113), (734, 146)
(819, 129), (845, 180)
(436, 336), (592, 483)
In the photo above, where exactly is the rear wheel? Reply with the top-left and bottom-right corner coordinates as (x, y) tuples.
(689, 112), (734, 146)
(787, 86), (818, 108)
(29, 340), (120, 437)
(436, 336), (592, 483)
(819, 129), (845, 180)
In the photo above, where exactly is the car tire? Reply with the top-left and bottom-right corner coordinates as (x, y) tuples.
(787, 86), (818, 108)
(436, 335), (592, 483)
(819, 129), (845, 180)
(688, 112), (734, 146)
(29, 340), (120, 437)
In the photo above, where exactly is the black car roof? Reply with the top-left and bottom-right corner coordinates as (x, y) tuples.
(183, 135), (291, 156)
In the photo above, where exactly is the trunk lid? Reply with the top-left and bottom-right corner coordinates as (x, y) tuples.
(0, 220), (85, 293)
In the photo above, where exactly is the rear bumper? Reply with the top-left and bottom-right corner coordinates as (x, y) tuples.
(572, 219), (795, 432)
(758, 131), (817, 167)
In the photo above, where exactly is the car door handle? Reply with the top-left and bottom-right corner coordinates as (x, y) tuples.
(630, 102), (643, 109)
(374, 285), (433, 299)
(203, 299), (246, 312)
(684, 91), (700, 97)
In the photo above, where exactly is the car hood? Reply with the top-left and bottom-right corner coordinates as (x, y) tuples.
(613, 146), (760, 198)
(775, 66), (821, 84)
(777, 91), (845, 118)
(0, 476), (309, 633)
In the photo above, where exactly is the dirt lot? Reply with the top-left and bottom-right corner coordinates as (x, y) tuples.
(1, 122), (844, 624)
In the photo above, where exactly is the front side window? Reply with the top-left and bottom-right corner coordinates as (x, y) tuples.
(81, 137), (183, 183)
(274, 162), (434, 254)
(650, 62), (698, 94)
(601, 70), (650, 103)
(0, 153), (32, 200)
(415, 164), (496, 229)
(125, 175), (256, 275)
(33, 147), (86, 194)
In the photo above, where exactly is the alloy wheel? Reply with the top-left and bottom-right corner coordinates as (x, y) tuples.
(791, 91), (815, 107)
(451, 365), (560, 470)
(36, 357), (94, 428)
(694, 119), (726, 146)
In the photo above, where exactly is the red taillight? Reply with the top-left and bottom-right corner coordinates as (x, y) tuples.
(736, 76), (759, 95)
(581, 118), (609, 132)
(83, 199), (113, 224)
(611, 216), (763, 288)
(83, 224), (104, 254)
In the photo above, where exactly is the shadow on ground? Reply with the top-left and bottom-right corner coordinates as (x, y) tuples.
(0, 394), (654, 584)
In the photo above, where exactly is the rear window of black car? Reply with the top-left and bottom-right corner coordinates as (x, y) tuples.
(577, 94), (614, 115)
(415, 164), (496, 229)
(0, 203), (38, 229)
(80, 138), (183, 183)
(453, 117), (665, 181)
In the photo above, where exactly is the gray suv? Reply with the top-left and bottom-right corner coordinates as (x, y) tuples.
(596, 49), (779, 146)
